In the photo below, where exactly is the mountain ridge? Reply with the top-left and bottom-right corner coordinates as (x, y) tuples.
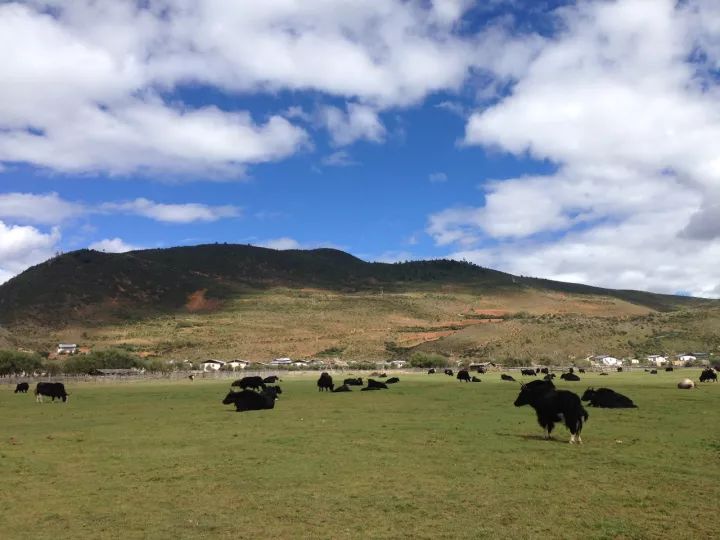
(0, 243), (712, 328)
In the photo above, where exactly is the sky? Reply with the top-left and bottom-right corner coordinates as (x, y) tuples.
(1, 0), (720, 297)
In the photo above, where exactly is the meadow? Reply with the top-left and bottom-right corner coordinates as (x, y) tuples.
(1, 371), (718, 539)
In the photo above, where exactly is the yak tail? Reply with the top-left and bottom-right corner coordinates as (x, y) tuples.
(581, 407), (589, 422)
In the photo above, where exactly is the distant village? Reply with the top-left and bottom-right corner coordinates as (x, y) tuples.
(52, 343), (713, 374)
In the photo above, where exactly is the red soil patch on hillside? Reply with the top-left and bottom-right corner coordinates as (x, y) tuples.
(186, 289), (221, 312)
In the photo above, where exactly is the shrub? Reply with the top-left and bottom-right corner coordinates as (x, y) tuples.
(408, 352), (450, 368)
(0, 350), (43, 375)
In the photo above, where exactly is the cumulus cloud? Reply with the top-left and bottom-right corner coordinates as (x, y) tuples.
(260, 237), (302, 251)
(319, 103), (386, 147)
(100, 198), (240, 224)
(89, 237), (141, 253)
(0, 0), (531, 176)
(321, 150), (357, 167)
(0, 192), (83, 225)
(0, 220), (60, 284)
(429, 0), (720, 296)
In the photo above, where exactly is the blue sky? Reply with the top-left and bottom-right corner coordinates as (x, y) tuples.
(1, 1), (720, 297)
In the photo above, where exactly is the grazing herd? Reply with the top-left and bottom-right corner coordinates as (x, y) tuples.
(11, 366), (718, 445)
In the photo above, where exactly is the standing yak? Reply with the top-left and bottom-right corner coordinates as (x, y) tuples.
(35, 382), (68, 403)
(317, 372), (334, 392)
(513, 380), (588, 444)
(699, 369), (717, 383)
(14, 382), (29, 393)
(457, 370), (471, 382)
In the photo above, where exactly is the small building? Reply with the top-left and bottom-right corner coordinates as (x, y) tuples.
(201, 359), (226, 371)
(647, 355), (667, 366)
(629, 358), (640, 365)
(674, 354), (696, 365)
(292, 360), (310, 368)
(57, 343), (78, 355)
(389, 360), (407, 368)
(226, 360), (248, 370)
(270, 357), (293, 366)
(591, 355), (621, 366)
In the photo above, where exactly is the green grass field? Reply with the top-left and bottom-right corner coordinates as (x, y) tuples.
(1, 372), (718, 539)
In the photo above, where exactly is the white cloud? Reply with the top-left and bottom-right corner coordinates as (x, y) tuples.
(100, 198), (240, 224)
(89, 237), (141, 253)
(322, 150), (357, 167)
(429, 0), (720, 297)
(0, 192), (83, 225)
(0, 220), (60, 284)
(260, 237), (302, 250)
(319, 103), (386, 147)
(429, 172), (448, 183)
(0, 0), (528, 176)
(372, 250), (414, 264)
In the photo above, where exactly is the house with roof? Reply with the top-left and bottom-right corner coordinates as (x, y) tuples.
(201, 359), (226, 371)
(226, 360), (248, 370)
(270, 357), (293, 366)
(647, 355), (667, 366)
(591, 355), (621, 366)
(57, 343), (78, 355)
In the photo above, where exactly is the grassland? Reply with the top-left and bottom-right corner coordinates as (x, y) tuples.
(2, 371), (718, 539)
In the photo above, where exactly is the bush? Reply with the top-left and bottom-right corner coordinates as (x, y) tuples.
(0, 350), (43, 375)
(408, 352), (450, 368)
(63, 349), (144, 374)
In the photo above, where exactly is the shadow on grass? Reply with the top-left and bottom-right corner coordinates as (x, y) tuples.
(495, 431), (569, 444)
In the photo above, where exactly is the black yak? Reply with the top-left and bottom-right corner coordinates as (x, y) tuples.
(501, 374), (516, 382)
(581, 387), (637, 408)
(457, 370), (471, 382)
(333, 384), (352, 392)
(365, 379), (388, 390)
(14, 382), (29, 393)
(263, 375), (281, 383)
(428, 368), (436, 374)
(35, 382), (68, 403)
(317, 372), (334, 392)
(521, 369), (537, 376)
(471, 376), (482, 382)
(560, 373), (580, 381)
(513, 380), (588, 444)
(344, 377), (363, 386)
(444, 369), (454, 376)
(222, 387), (280, 411)
(386, 377), (400, 384)
(232, 376), (265, 391)
(699, 369), (717, 383)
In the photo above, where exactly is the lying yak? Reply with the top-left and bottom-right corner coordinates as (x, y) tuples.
(232, 376), (265, 391)
(501, 374), (516, 382)
(362, 379), (388, 390)
(344, 377), (363, 386)
(560, 373), (580, 381)
(699, 369), (717, 383)
(514, 380), (588, 444)
(222, 386), (281, 412)
(471, 376), (482, 382)
(333, 384), (352, 393)
(386, 377), (400, 384)
(677, 378), (696, 389)
(581, 387), (637, 408)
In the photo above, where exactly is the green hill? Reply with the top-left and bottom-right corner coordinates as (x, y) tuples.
(0, 244), (716, 361)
